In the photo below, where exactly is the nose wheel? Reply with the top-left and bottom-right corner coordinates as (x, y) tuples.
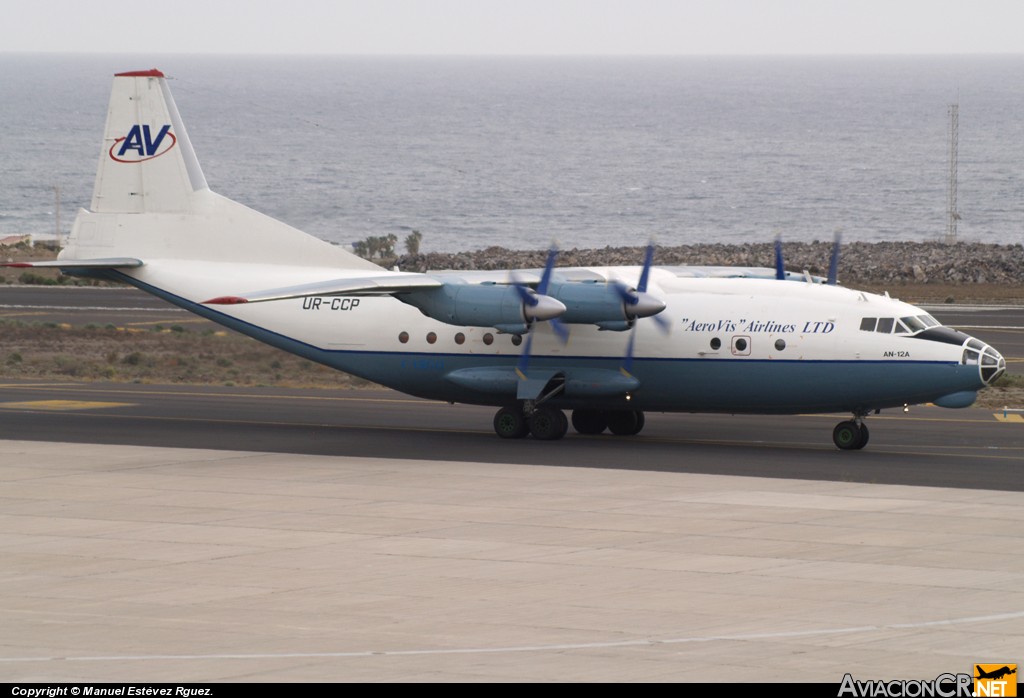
(833, 419), (869, 450)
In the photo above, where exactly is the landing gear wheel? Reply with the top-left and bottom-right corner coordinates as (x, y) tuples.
(494, 406), (529, 439)
(858, 422), (870, 448)
(529, 407), (568, 441)
(571, 409), (608, 435)
(607, 410), (645, 436)
(833, 420), (865, 450)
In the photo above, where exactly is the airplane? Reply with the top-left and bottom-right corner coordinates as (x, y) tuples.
(5, 69), (1007, 450)
(975, 666), (1017, 681)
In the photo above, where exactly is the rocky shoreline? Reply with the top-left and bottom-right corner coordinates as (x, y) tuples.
(396, 241), (1024, 287)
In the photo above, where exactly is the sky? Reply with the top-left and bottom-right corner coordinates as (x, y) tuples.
(4, 0), (1023, 55)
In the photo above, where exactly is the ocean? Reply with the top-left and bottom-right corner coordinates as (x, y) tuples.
(1, 54), (1021, 252)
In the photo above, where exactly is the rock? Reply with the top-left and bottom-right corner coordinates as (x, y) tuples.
(392, 241), (1024, 286)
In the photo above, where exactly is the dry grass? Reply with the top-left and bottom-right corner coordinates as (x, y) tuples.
(0, 320), (373, 389)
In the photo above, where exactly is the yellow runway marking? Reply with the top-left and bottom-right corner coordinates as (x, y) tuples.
(0, 384), (433, 405)
(994, 413), (1024, 423)
(0, 400), (135, 411)
(0, 311), (48, 318)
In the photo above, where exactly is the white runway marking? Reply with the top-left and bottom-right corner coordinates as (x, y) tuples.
(3, 610), (1022, 664)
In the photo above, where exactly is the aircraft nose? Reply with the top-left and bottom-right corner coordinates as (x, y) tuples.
(980, 345), (1006, 385)
(965, 336), (1006, 386)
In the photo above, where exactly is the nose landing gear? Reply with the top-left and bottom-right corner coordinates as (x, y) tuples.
(833, 417), (869, 450)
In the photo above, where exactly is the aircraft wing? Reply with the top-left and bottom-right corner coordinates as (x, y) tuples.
(203, 273), (445, 304)
(1, 258), (143, 269)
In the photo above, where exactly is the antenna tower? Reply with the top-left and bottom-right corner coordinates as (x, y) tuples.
(945, 103), (959, 244)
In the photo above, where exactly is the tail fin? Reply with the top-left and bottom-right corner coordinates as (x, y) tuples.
(64, 69), (381, 271)
(93, 69), (207, 214)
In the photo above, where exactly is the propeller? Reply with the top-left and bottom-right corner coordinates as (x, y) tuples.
(826, 231), (842, 286)
(774, 235), (786, 281)
(775, 232), (842, 285)
(612, 242), (669, 330)
(620, 241), (670, 377)
(515, 245), (569, 377)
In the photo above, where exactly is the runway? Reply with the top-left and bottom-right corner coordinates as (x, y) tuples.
(2, 288), (1024, 681)
(1, 380), (1023, 489)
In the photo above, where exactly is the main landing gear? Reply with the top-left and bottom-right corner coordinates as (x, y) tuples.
(832, 418), (869, 450)
(492, 405), (646, 440)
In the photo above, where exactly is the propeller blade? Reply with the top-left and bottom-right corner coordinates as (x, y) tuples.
(619, 241), (667, 376)
(550, 318), (570, 344)
(613, 280), (637, 307)
(537, 244), (558, 296)
(774, 236), (785, 281)
(621, 327), (637, 376)
(827, 232), (842, 286)
(651, 312), (672, 334)
(516, 331), (535, 376)
(515, 243), (565, 375)
(513, 282), (539, 308)
(637, 241), (655, 293)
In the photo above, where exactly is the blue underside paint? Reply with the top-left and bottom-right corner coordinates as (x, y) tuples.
(112, 271), (984, 415)
(931, 391), (978, 408)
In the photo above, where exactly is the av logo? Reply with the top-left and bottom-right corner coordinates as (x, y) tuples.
(974, 664), (1017, 697)
(109, 124), (177, 162)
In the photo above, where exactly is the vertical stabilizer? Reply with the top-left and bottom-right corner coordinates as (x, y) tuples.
(92, 69), (208, 214)
(66, 69), (382, 271)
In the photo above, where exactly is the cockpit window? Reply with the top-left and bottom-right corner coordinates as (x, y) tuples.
(967, 338), (985, 351)
(900, 316), (927, 333)
(862, 316), (934, 334)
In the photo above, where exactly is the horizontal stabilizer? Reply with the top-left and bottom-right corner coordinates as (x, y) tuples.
(203, 273), (444, 305)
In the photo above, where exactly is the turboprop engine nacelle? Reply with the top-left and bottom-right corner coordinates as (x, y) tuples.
(399, 283), (565, 334)
(546, 281), (666, 331)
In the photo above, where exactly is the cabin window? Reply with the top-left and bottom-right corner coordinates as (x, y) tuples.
(876, 317), (894, 333)
(454, 333), (466, 345)
(710, 337), (721, 350)
(731, 336), (750, 356)
(483, 333), (494, 345)
(426, 332), (437, 344)
(398, 331), (409, 344)
(511, 334), (523, 346)
(774, 339), (786, 351)
(860, 317), (877, 332)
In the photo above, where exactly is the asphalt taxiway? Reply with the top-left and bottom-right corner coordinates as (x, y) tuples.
(1, 382), (1023, 682)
